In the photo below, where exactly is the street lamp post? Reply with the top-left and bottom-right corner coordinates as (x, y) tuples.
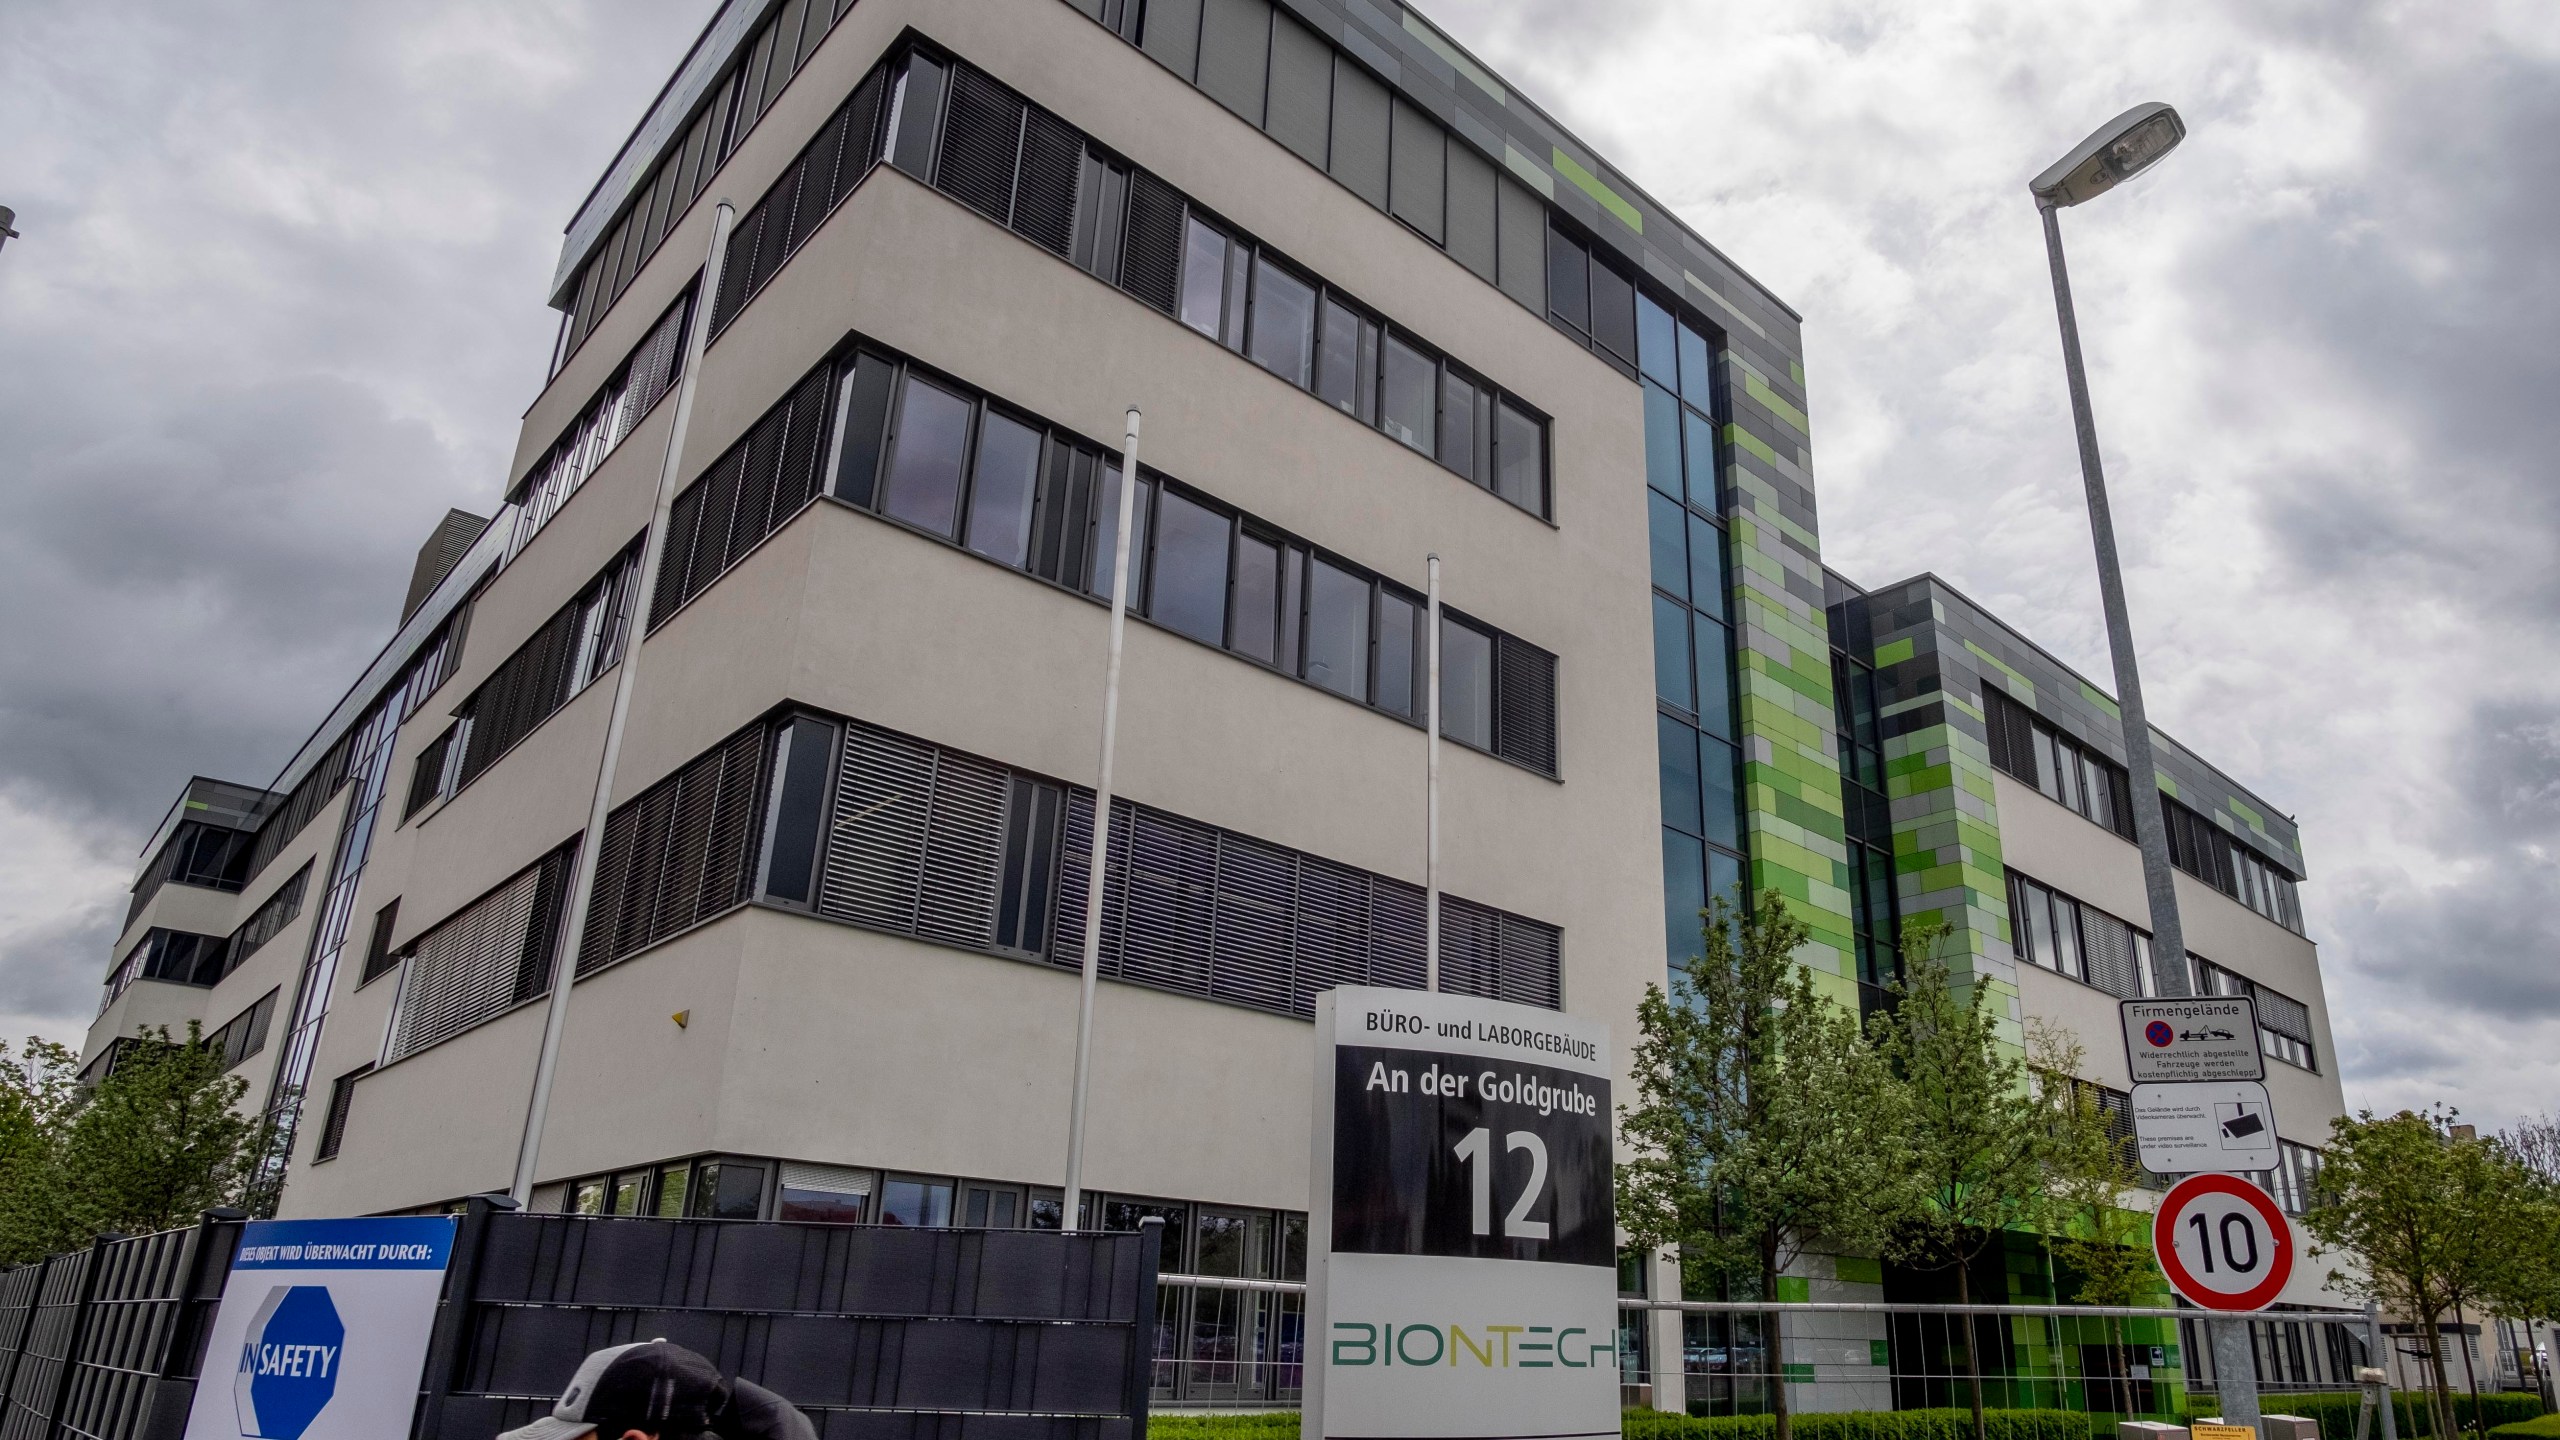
(2033, 102), (2267, 1427)
(2029, 102), (2195, 1003)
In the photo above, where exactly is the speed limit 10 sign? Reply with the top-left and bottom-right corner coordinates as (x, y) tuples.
(2154, 1172), (2295, 1311)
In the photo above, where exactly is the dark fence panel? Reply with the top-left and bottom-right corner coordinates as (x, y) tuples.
(0, 1204), (1157, 1440)
(420, 1204), (1161, 1440)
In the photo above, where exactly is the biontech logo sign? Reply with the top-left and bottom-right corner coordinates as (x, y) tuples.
(185, 1217), (455, 1440)
(1307, 988), (1617, 1440)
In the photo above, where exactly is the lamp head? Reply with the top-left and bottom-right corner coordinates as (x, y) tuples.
(2031, 103), (2185, 208)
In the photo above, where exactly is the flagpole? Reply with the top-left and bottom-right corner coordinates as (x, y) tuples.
(1425, 554), (1441, 993)
(1062, 407), (1142, 1232)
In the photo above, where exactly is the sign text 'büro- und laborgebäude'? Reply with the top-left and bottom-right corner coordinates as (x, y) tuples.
(1306, 988), (1617, 1440)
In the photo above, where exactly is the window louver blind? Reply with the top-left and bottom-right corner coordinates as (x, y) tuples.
(710, 63), (892, 334)
(1011, 108), (1084, 257)
(386, 843), (575, 1062)
(1046, 788), (1560, 1016)
(2078, 908), (2143, 1001)
(2254, 986), (2314, 1048)
(651, 361), (839, 627)
(580, 724), (771, 975)
(814, 723), (1011, 949)
(937, 67), (1025, 226)
(1119, 170), (1186, 313)
(1495, 635), (1559, 776)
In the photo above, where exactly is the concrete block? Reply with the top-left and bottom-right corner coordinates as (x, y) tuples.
(2260, 1416), (2321, 1440)
(2118, 1423), (2191, 1440)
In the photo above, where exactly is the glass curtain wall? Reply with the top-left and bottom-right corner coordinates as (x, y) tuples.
(1645, 292), (1745, 973)
(1826, 580), (1900, 1017)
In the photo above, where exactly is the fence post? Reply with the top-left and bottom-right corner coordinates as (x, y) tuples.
(136, 1209), (248, 1440)
(41, 1233), (119, 1440)
(0, 1254), (55, 1411)
(413, 1194), (515, 1440)
(1126, 1217), (1161, 1435)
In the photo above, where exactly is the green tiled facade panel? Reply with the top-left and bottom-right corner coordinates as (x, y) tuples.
(1719, 344), (1860, 994)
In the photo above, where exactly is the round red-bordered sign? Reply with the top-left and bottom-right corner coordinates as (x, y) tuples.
(2154, 1172), (2293, 1311)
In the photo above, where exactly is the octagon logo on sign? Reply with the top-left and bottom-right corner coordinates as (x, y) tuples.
(2145, 1020), (2175, 1048)
(233, 1285), (345, 1440)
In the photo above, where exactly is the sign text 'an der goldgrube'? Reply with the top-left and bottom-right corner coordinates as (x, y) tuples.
(1306, 987), (1617, 1440)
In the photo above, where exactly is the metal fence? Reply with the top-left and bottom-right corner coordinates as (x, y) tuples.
(0, 1201), (1162, 1440)
(1141, 1275), (2439, 1431)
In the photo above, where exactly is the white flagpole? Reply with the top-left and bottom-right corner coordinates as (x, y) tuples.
(1425, 554), (1442, 993)
(1063, 407), (1142, 1232)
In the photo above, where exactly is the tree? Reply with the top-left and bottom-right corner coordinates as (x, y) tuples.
(2028, 1021), (2161, 1419)
(1873, 921), (2053, 1440)
(1618, 888), (1916, 1440)
(2479, 1137), (2560, 1408)
(0, 1026), (259, 1266)
(2304, 1109), (2532, 1440)
(2498, 1114), (2560, 1190)
(0, 1038), (83, 1265)
(54, 1024), (259, 1239)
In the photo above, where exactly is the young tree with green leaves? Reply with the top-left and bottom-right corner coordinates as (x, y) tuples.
(1618, 888), (1917, 1440)
(2303, 1108), (2530, 1440)
(1872, 921), (2053, 1440)
(0, 1037), (83, 1265)
(2027, 1021), (2161, 1419)
(0, 1025), (260, 1265)
(54, 1024), (259, 1240)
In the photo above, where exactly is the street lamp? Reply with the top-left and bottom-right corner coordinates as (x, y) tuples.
(2034, 102), (2271, 1427)
(2028, 102), (2194, 1001)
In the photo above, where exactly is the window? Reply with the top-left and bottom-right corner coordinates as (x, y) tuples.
(452, 535), (645, 791)
(2006, 870), (2154, 1002)
(513, 293), (691, 557)
(2194, 958), (2318, 1072)
(1247, 256), (1317, 386)
(597, 712), (1568, 1021)
(652, 361), (839, 625)
(1149, 489), (1234, 645)
(778, 1162), (874, 1224)
(881, 376), (976, 537)
(880, 1175), (955, 1227)
(1440, 619), (1494, 750)
(2166, 799), (2305, 933)
(580, 723), (770, 976)
(383, 842), (578, 1062)
(315, 1065), (370, 1162)
(1984, 686), (2135, 840)
(206, 988), (279, 1072)
(221, 862), (311, 978)
(964, 410), (1044, 567)
(857, 49), (1552, 517)
(1303, 559), (1370, 701)
(100, 929), (229, 1012)
(2256, 1141), (2323, 1215)
(359, 898), (402, 985)
(1374, 591), (1418, 718)
(558, 0), (857, 365)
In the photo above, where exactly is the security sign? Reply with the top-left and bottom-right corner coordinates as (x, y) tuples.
(2153, 1172), (2294, 1312)
(1305, 987), (1617, 1440)
(185, 1217), (455, 1440)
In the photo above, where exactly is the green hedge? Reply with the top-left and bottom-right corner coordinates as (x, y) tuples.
(2488, 1414), (2560, 1439)
(2182, 1391), (2545, 1440)
(1620, 1408), (2093, 1440)
(1149, 1413), (1302, 1440)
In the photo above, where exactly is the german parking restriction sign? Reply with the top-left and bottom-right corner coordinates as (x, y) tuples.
(2122, 997), (2264, 1083)
(2154, 1172), (2294, 1311)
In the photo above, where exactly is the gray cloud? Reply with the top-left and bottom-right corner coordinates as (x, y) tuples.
(3, 0), (2556, 1133)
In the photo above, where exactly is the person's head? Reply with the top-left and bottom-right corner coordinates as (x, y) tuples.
(496, 1340), (813, 1440)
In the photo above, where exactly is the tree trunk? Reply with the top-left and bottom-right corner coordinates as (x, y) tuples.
(1765, 1235), (1791, 1440)
(2421, 1315), (2457, 1440)
(2453, 1303), (2484, 1439)
(1957, 1258), (1988, 1440)
(2107, 1314), (2133, 1419)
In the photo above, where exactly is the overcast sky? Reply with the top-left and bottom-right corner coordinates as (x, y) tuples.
(2, 0), (2552, 1127)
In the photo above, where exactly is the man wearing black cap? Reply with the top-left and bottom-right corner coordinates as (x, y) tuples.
(498, 1340), (816, 1440)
